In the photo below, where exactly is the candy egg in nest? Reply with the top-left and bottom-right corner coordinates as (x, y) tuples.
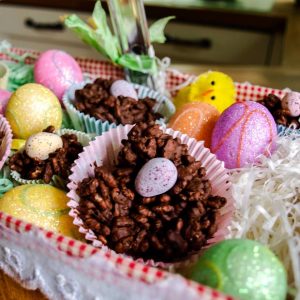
(25, 132), (63, 160)
(110, 79), (138, 100)
(281, 92), (300, 117)
(135, 157), (178, 197)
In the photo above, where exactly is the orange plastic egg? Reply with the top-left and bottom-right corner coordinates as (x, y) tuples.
(168, 102), (220, 147)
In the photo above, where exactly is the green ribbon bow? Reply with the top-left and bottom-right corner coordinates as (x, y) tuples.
(64, 1), (174, 75)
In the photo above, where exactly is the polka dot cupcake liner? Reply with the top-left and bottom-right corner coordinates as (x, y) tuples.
(10, 128), (91, 189)
(67, 124), (234, 269)
(63, 81), (175, 136)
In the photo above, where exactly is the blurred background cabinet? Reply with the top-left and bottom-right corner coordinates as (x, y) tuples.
(0, 0), (290, 65)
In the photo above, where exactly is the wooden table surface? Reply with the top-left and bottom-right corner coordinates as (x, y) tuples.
(0, 270), (46, 300)
(1, 64), (300, 299)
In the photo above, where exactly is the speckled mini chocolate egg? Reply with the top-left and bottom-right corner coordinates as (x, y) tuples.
(135, 158), (178, 197)
(25, 132), (63, 160)
(5, 83), (62, 139)
(0, 89), (11, 115)
(281, 92), (300, 117)
(188, 239), (287, 300)
(34, 49), (83, 100)
(110, 79), (138, 100)
(211, 101), (277, 169)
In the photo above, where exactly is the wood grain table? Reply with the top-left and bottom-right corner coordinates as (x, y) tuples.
(1, 64), (300, 299)
(0, 270), (46, 300)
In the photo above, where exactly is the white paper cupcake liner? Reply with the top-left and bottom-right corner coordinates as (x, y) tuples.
(10, 129), (91, 189)
(63, 81), (175, 136)
(0, 115), (13, 171)
(67, 124), (234, 269)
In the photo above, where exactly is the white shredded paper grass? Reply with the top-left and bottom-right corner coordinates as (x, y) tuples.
(227, 132), (300, 298)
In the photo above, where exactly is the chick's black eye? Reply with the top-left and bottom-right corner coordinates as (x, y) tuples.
(211, 96), (216, 100)
(211, 81), (215, 86)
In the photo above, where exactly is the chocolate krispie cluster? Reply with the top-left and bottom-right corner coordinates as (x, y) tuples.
(0, 131), (4, 147)
(76, 122), (227, 262)
(9, 126), (83, 183)
(74, 78), (162, 125)
(258, 94), (300, 129)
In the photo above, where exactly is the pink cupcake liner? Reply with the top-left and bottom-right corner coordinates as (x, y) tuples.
(67, 125), (234, 269)
(0, 115), (12, 171)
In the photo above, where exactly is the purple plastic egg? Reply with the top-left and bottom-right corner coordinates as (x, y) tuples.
(211, 101), (277, 169)
(135, 158), (178, 197)
(0, 89), (12, 115)
(281, 92), (300, 117)
(34, 49), (83, 100)
(110, 80), (138, 100)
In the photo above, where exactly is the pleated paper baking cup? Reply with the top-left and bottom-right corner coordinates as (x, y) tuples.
(67, 125), (234, 269)
(0, 115), (13, 171)
(10, 129), (91, 189)
(63, 81), (175, 135)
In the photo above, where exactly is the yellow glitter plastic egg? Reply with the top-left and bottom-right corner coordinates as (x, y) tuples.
(0, 184), (78, 238)
(5, 83), (62, 139)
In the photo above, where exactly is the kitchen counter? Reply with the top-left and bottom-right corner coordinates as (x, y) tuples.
(3, 0), (287, 32)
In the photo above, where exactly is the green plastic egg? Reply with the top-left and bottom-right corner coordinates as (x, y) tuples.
(188, 239), (287, 300)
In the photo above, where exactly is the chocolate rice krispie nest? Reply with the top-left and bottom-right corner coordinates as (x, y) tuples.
(74, 78), (162, 125)
(76, 122), (227, 262)
(258, 94), (300, 129)
(9, 126), (83, 183)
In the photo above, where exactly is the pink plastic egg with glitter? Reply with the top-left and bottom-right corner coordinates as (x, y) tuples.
(135, 158), (178, 197)
(281, 92), (300, 117)
(34, 49), (83, 101)
(0, 89), (12, 115)
(211, 101), (277, 169)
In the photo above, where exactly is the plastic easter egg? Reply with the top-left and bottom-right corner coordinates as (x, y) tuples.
(0, 89), (12, 115)
(135, 158), (178, 197)
(0, 185), (78, 238)
(5, 83), (62, 139)
(168, 102), (220, 147)
(188, 239), (287, 300)
(34, 49), (83, 100)
(110, 79), (138, 99)
(25, 132), (63, 160)
(281, 92), (300, 117)
(211, 101), (277, 169)
(173, 71), (236, 113)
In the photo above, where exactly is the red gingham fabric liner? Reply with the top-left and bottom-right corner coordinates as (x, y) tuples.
(0, 47), (288, 100)
(0, 47), (291, 300)
(0, 211), (233, 300)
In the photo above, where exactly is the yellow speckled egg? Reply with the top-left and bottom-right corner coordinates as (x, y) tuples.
(0, 184), (78, 238)
(5, 83), (62, 139)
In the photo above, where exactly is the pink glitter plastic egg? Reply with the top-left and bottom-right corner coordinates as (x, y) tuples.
(34, 49), (83, 100)
(211, 101), (277, 169)
(0, 89), (12, 115)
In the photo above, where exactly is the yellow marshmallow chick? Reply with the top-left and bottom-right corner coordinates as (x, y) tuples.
(173, 71), (236, 113)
